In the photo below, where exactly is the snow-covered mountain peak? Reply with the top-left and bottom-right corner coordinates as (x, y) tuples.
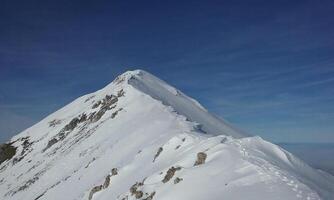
(0, 70), (333, 200)
(105, 69), (246, 138)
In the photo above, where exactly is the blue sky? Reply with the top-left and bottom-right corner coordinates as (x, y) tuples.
(0, 0), (333, 143)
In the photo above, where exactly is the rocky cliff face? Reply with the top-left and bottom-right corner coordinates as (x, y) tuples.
(0, 70), (333, 200)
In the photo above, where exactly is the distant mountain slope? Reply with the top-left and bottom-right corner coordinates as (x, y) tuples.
(0, 70), (333, 200)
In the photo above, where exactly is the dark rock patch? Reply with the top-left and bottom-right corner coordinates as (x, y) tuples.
(220, 137), (228, 143)
(117, 89), (125, 97)
(130, 182), (144, 199)
(102, 175), (111, 189)
(92, 101), (101, 109)
(44, 114), (88, 152)
(85, 158), (96, 168)
(153, 147), (163, 162)
(194, 152), (207, 166)
(175, 145), (181, 150)
(64, 114), (87, 132)
(88, 169), (118, 200)
(0, 143), (16, 165)
(48, 119), (61, 127)
(111, 168), (118, 176)
(12, 137), (33, 165)
(11, 176), (39, 195)
(34, 180), (62, 200)
(90, 95), (118, 122)
(174, 177), (183, 184)
(162, 166), (181, 183)
(91, 94), (118, 109)
(111, 108), (122, 119)
(51, 95), (120, 153)
(88, 185), (103, 200)
(194, 124), (207, 134)
(44, 138), (58, 151)
(135, 191), (143, 199)
(143, 192), (156, 200)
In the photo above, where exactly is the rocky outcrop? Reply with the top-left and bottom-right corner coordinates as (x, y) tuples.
(111, 168), (118, 175)
(174, 177), (183, 184)
(130, 182), (144, 199)
(117, 89), (125, 97)
(88, 185), (103, 200)
(143, 192), (156, 200)
(63, 114), (87, 132)
(0, 143), (16, 165)
(88, 168), (118, 200)
(44, 114), (87, 152)
(48, 119), (61, 127)
(153, 147), (163, 162)
(102, 175), (111, 189)
(162, 166), (181, 183)
(90, 95), (118, 122)
(13, 137), (33, 165)
(194, 152), (207, 166)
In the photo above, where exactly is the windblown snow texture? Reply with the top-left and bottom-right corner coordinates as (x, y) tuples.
(0, 70), (333, 200)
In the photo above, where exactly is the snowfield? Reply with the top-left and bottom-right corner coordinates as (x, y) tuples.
(0, 70), (333, 200)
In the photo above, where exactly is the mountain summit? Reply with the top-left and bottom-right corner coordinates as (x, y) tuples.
(0, 70), (333, 200)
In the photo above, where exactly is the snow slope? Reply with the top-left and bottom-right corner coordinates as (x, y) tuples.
(0, 70), (333, 200)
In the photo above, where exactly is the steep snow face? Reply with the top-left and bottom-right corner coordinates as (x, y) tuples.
(0, 70), (333, 200)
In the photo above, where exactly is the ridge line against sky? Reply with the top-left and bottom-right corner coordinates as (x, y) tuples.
(0, 0), (333, 143)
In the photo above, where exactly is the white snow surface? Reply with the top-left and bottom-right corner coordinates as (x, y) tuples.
(0, 69), (333, 200)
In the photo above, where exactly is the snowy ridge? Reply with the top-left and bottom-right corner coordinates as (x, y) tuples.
(0, 70), (333, 200)
(127, 70), (246, 138)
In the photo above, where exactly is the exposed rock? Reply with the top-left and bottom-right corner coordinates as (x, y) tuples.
(175, 145), (181, 150)
(143, 192), (156, 200)
(85, 158), (96, 168)
(174, 177), (183, 184)
(111, 108), (122, 119)
(92, 101), (101, 109)
(0, 143), (17, 165)
(21, 137), (33, 155)
(12, 137), (34, 165)
(153, 147), (163, 162)
(194, 152), (207, 166)
(14, 176), (39, 194)
(88, 171), (118, 200)
(102, 175), (111, 189)
(162, 166), (181, 183)
(117, 89), (125, 97)
(121, 195), (129, 200)
(103, 95), (118, 107)
(220, 137), (228, 143)
(48, 119), (61, 127)
(111, 168), (118, 176)
(46, 96), (118, 155)
(64, 114), (87, 132)
(92, 94), (118, 110)
(44, 114), (88, 152)
(90, 95), (118, 122)
(88, 185), (103, 200)
(135, 191), (143, 199)
(130, 182), (144, 199)
(44, 138), (58, 151)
